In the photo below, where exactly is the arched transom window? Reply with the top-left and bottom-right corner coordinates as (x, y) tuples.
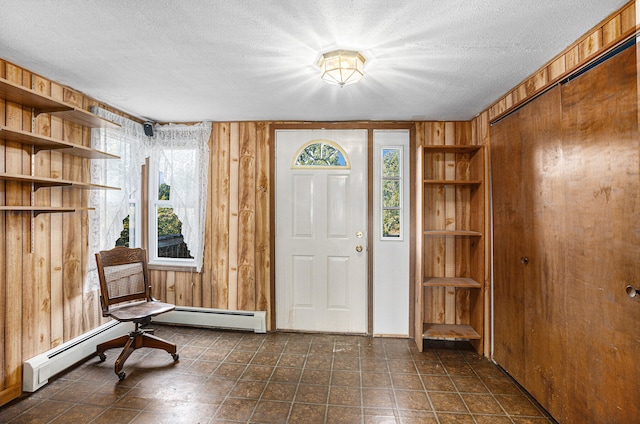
(292, 139), (350, 169)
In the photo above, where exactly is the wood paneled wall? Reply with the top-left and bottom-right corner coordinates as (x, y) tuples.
(0, 59), (108, 405)
(149, 122), (271, 323)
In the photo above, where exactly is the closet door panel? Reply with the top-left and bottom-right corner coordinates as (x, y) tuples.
(491, 110), (526, 382)
(560, 45), (639, 424)
(518, 86), (568, 418)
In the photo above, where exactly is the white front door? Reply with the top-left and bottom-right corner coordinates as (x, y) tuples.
(275, 129), (367, 333)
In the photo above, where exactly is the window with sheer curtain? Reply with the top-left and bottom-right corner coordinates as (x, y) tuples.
(86, 108), (210, 292)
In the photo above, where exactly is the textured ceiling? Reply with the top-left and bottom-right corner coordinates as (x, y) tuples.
(0, 0), (629, 122)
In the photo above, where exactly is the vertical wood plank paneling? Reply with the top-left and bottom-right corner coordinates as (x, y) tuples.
(49, 82), (64, 348)
(228, 123), (240, 309)
(150, 269), (167, 304)
(603, 14), (622, 46)
(578, 29), (603, 62)
(254, 123), (270, 318)
(548, 56), (567, 82)
(192, 271), (203, 308)
(60, 89), (86, 338)
(212, 123), (230, 309)
(443, 123), (457, 325)
(237, 123), (256, 310)
(424, 122), (446, 324)
(621, 2), (636, 32)
(201, 134), (214, 308)
(32, 75), (52, 356)
(20, 70), (36, 361)
(62, 117), (84, 340)
(166, 271), (176, 305)
(81, 97), (98, 331)
(4, 63), (24, 394)
(175, 271), (192, 306)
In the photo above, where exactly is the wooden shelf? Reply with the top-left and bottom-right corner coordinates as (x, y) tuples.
(423, 230), (482, 237)
(422, 324), (481, 340)
(0, 77), (119, 129)
(423, 179), (482, 186)
(49, 108), (120, 129)
(0, 126), (119, 159)
(0, 206), (94, 216)
(423, 277), (481, 288)
(422, 145), (482, 154)
(0, 173), (120, 191)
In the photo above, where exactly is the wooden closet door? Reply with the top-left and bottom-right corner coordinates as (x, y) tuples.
(518, 86), (568, 419)
(490, 107), (526, 382)
(560, 44), (639, 423)
(493, 44), (639, 424)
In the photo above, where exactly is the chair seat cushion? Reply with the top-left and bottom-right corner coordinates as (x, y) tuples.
(109, 300), (175, 322)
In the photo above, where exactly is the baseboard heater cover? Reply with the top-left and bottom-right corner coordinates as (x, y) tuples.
(153, 306), (267, 333)
(23, 307), (265, 392)
(23, 320), (135, 392)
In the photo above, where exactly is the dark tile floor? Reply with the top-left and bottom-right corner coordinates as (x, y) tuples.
(1, 325), (556, 424)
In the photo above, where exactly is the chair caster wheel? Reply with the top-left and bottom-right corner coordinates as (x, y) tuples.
(172, 353), (179, 361)
(98, 353), (106, 362)
(117, 371), (126, 381)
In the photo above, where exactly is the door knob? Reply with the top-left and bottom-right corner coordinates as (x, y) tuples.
(626, 285), (639, 298)
(355, 245), (363, 252)
(520, 257), (529, 265)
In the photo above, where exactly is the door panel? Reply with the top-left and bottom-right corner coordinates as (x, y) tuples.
(327, 175), (348, 237)
(492, 45), (639, 424)
(559, 45), (639, 423)
(292, 175), (313, 236)
(276, 129), (368, 333)
(519, 86), (568, 418)
(491, 108), (526, 382)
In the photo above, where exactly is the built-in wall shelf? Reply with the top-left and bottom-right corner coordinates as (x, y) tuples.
(0, 126), (119, 159)
(0, 206), (95, 216)
(0, 77), (119, 129)
(0, 173), (119, 191)
(416, 134), (485, 352)
(423, 277), (481, 288)
(423, 230), (482, 237)
(422, 323), (481, 340)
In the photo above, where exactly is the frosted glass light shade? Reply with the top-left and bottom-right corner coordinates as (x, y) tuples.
(317, 50), (365, 87)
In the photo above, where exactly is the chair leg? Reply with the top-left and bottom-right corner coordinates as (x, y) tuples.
(138, 332), (179, 360)
(96, 334), (131, 361)
(97, 330), (179, 380)
(114, 335), (137, 380)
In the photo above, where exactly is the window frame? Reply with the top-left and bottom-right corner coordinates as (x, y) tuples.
(380, 146), (404, 241)
(146, 157), (197, 268)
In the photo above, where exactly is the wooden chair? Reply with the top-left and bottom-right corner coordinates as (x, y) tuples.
(95, 246), (179, 380)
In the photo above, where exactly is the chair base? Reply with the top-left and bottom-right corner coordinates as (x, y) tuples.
(96, 327), (178, 380)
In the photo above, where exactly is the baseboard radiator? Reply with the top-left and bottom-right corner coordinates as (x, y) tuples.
(153, 306), (267, 333)
(23, 320), (135, 392)
(23, 307), (266, 392)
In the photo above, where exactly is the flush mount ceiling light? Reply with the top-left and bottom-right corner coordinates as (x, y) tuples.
(317, 49), (366, 87)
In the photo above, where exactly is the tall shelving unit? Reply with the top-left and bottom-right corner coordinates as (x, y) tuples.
(0, 77), (120, 214)
(415, 143), (485, 352)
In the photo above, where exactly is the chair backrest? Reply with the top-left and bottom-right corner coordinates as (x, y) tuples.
(95, 246), (151, 316)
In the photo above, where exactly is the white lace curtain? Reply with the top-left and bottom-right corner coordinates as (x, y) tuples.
(86, 108), (211, 291)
